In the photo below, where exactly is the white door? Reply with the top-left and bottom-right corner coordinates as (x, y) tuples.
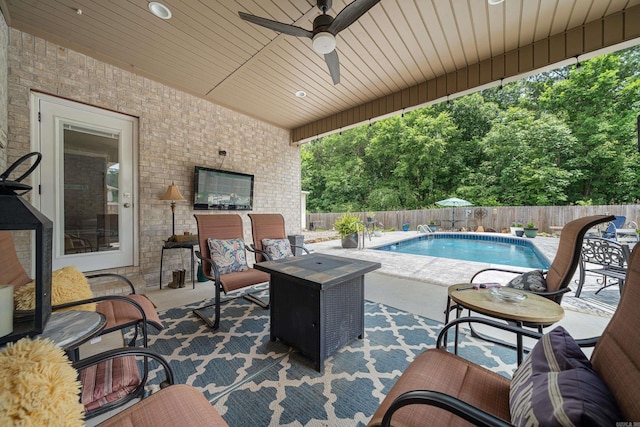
(32, 94), (138, 271)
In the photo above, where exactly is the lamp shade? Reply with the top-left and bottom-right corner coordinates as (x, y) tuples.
(160, 183), (185, 202)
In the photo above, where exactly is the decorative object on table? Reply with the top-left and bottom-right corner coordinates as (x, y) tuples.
(0, 337), (84, 426)
(0, 152), (53, 346)
(159, 181), (186, 238)
(488, 287), (527, 303)
(436, 197), (473, 230)
(524, 221), (538, 238)
(334, 213), (361, 248)
(0, 285), (13, 338)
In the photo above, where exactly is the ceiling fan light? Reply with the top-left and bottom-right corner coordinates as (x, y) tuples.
(312, 32), (336, 55)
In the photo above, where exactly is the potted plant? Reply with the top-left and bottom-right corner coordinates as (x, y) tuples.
(428, 220), (438, 232)
(510, 221), (524, 237)
(366, 212), (375, 223)
(334, 213), (362, 248)
(524, 221), (538, 238)
(374, 226), (382, 237)
(402, 219), (410, 232)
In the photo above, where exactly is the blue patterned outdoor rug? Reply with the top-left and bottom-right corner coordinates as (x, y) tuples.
(138, 292), (517, 426)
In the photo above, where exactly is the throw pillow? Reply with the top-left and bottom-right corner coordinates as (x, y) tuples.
(510, 326), (621, 427)
(14, 266), (96, 312)
(262, 238), (293, 260)
(207, 238), (249, 275)
(507, 269), (547, 292)
(0, 338), (84, 426)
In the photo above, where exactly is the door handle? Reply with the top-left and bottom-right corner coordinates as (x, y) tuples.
(123, 203), (131, 208)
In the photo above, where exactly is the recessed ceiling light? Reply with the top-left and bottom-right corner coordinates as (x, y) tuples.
(295, 90), (307, 98)
(488, 0), (504, 5)
(148, 2), (172, 20)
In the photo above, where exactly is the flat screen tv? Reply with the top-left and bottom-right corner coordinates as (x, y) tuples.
(193, 166), (254, 210)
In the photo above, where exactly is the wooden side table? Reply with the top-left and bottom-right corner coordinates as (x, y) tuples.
(446, 284), (564, 364)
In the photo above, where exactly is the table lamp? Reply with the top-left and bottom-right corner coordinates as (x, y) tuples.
(160, 182), (185, 237)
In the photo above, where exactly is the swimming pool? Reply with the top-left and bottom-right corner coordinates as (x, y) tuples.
(375, 233), (551, 269)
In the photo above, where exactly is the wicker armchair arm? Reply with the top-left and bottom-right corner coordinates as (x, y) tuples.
(86, 272), (136, 294)
(381, 390), (513, 427)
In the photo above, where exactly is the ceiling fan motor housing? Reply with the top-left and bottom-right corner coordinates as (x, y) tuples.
(317, 0), (333, 13)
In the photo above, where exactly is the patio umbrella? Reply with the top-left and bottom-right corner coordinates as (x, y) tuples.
(436, 197), (473, 230)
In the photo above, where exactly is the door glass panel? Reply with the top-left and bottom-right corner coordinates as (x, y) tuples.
(62, 124), (120, 255)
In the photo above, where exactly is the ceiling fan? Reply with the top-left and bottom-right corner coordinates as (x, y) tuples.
(238, 0), (381, 85)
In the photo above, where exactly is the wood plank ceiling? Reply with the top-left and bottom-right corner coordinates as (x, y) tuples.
(4, 0), (640, 143)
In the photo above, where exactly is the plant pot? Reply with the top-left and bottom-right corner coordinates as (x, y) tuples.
(523, 228), (538, 238)
(510, 227), (524, 236)
(341, 233), (359, 248)
(374, 230), (382, 237)
(515, 230), (524, 237)
(428, 225), (437, 232)
(402, 224), (410, 231)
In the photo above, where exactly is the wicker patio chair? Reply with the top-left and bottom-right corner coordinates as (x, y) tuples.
(193, 214), (270, 330)
(368, 240), (640, 426)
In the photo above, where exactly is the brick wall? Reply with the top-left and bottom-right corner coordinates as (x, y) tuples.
(6, 28), (301, 288)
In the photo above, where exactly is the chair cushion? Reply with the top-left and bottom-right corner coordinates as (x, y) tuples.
(506, 269), (547, 292)
(95, 384), (229, 427)
(207, 238), (249, 275)
(80, 355), (141, 413)
(0, 337), (84, 427)
(367, 348), (511, 427)
(14, 266), (96, 312)
(261, 238), (293, 260)
(509, 326), (621, 427)
(219, 268), (270, 293)
(96, 294), (163, 331)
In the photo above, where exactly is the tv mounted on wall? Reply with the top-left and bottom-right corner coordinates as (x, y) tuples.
(193, 166), (254, 210)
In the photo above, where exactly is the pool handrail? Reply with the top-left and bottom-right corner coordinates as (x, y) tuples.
(417, 224), (433, 234)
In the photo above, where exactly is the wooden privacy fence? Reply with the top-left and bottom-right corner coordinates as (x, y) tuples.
(306, 205), (640, 234)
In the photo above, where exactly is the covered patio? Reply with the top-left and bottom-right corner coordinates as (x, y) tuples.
(0, 1), (638, 425)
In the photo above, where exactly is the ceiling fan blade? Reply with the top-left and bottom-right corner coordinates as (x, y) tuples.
(325, 50), (340, 85)
(238, 12), (313, 38)
(328, 0), (381, 34)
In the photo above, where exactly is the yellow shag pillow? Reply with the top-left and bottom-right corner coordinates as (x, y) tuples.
(0, 337), (84, 426)
(14, 266), (96, 312)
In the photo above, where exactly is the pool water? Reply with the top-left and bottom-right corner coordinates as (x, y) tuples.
(375, 233), (551, 269)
